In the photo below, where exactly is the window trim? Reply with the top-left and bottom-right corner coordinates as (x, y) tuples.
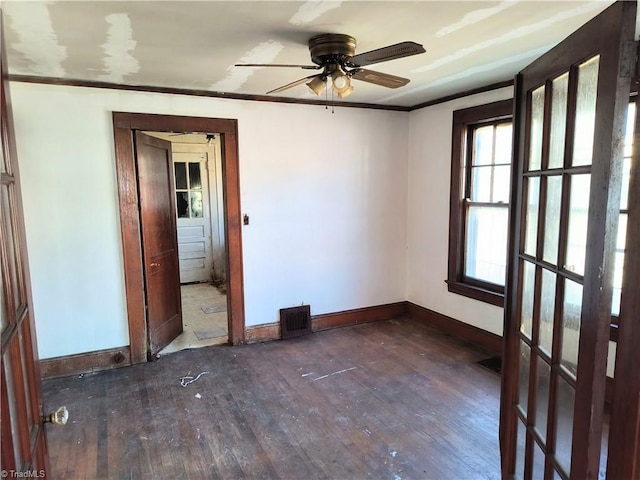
(447, 99), (513, 307)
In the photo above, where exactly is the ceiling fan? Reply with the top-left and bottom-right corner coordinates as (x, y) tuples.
(235, 34), (426, 99)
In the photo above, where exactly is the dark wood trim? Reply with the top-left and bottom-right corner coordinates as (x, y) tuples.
(9, 74), (409, 112)
(501, 73), (524, 468)
(409, 79), (514, 111)
(447, 99), (512, 307)
(39, 346), (131, 379)
(605, 375), (614, 407)
(245, 302), (408, 344)
(606, 47), (640, 477)
(1, 12), (50, 474)
(445, 280), (504, 307)
(571, 4), (636, 477)
(406, 302), (502, 355)
(38, 301), (510, 381)
(113, 126), (147, 363)
(312, 302), (407, 331)
(112, 112), (245, 362)
(248, 302), (507, 355)
(499, 3), (636, 478)
(245, 322), (280, 344)
(8, 74), (515, 113)
(609, 323), (619, 343)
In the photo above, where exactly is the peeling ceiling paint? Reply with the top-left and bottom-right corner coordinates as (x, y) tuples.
(1, 1), (622, 107)
(382, 45), (550, 103)
(99, 13), (140, 83)
(289, 1), (343, 26)
(435, 0), (518, 38)
(210, 40), (285, 92)
(413, 1), (606, 75)
(7, 2), (66, 77)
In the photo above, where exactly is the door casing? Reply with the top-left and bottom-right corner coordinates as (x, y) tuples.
(112, 113), (245, 363)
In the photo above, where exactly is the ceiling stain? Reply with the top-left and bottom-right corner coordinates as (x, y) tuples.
(7, 2), (67, 77)
(210, 40), (284, 92)
(289, 1), (343, 26)
(99, 13), (140, 83)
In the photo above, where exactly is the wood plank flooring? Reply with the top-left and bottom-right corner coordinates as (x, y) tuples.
(42, 318), (501, 479)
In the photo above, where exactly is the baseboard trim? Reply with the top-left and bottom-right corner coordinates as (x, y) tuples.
(40, 346), (131, 379)
(42, 303), (504, 376)
(244, 322), (280, 344)
(312, 302), (407, 331)
(244, 302), (408, 344)
(406, 302), (502, 355)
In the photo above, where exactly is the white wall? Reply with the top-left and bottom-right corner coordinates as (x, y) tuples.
(406, 87), (514, 337)
(10, 80), (622, 374)
(11, 82), (409, 359)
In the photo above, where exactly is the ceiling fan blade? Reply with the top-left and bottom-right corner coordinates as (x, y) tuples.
(350, 69), (410, 89)
(266, 74), (320, 94)
(235, 63), (321, 70)
(347, 41), (425, 67)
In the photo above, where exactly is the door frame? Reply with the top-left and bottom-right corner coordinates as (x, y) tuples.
(112, 112), (245, 363)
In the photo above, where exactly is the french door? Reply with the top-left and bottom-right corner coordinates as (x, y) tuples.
(0, 10), (50, 477)
(500, 2), (636, 479)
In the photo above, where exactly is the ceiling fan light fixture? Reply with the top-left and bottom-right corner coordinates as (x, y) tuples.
(248, 34), (425, 100)
(331, 68), (351, 95)
(306, 76), (326, 96)
(337, 85), (354, 98)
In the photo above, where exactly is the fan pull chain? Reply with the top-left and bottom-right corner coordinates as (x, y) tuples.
(325, 81), (328, 110)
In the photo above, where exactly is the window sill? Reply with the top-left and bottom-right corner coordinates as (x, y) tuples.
(445, 280), (505, 308)
(446, 281), (618, 341)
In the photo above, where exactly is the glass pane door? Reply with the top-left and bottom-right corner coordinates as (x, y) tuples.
(515, 57), (599, 479)
(500, 2), (636, 479)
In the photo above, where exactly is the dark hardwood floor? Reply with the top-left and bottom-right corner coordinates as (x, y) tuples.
(43, 318), (501, 479)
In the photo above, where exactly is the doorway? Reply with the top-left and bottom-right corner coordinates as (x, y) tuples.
(144, 131), (230, 354)
(112, 113), (245, 364)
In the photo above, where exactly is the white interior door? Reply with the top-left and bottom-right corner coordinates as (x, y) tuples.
(173, 152), (213, 284)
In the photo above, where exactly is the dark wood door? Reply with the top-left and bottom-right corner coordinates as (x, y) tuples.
(0, 11), (50, 477)
(500, 2), (636, 479)
(135, 132), (183, 357)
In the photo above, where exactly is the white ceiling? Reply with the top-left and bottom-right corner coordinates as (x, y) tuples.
(2, 1), (624, 108)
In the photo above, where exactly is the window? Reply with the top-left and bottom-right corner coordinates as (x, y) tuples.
(447, 100), (513, 306)
(612, 100), (636, 316)
(174, 161), (204, 218)
(609, 98), (637, 342)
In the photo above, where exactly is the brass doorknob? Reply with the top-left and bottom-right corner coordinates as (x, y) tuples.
(43, 406), (68, 425)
